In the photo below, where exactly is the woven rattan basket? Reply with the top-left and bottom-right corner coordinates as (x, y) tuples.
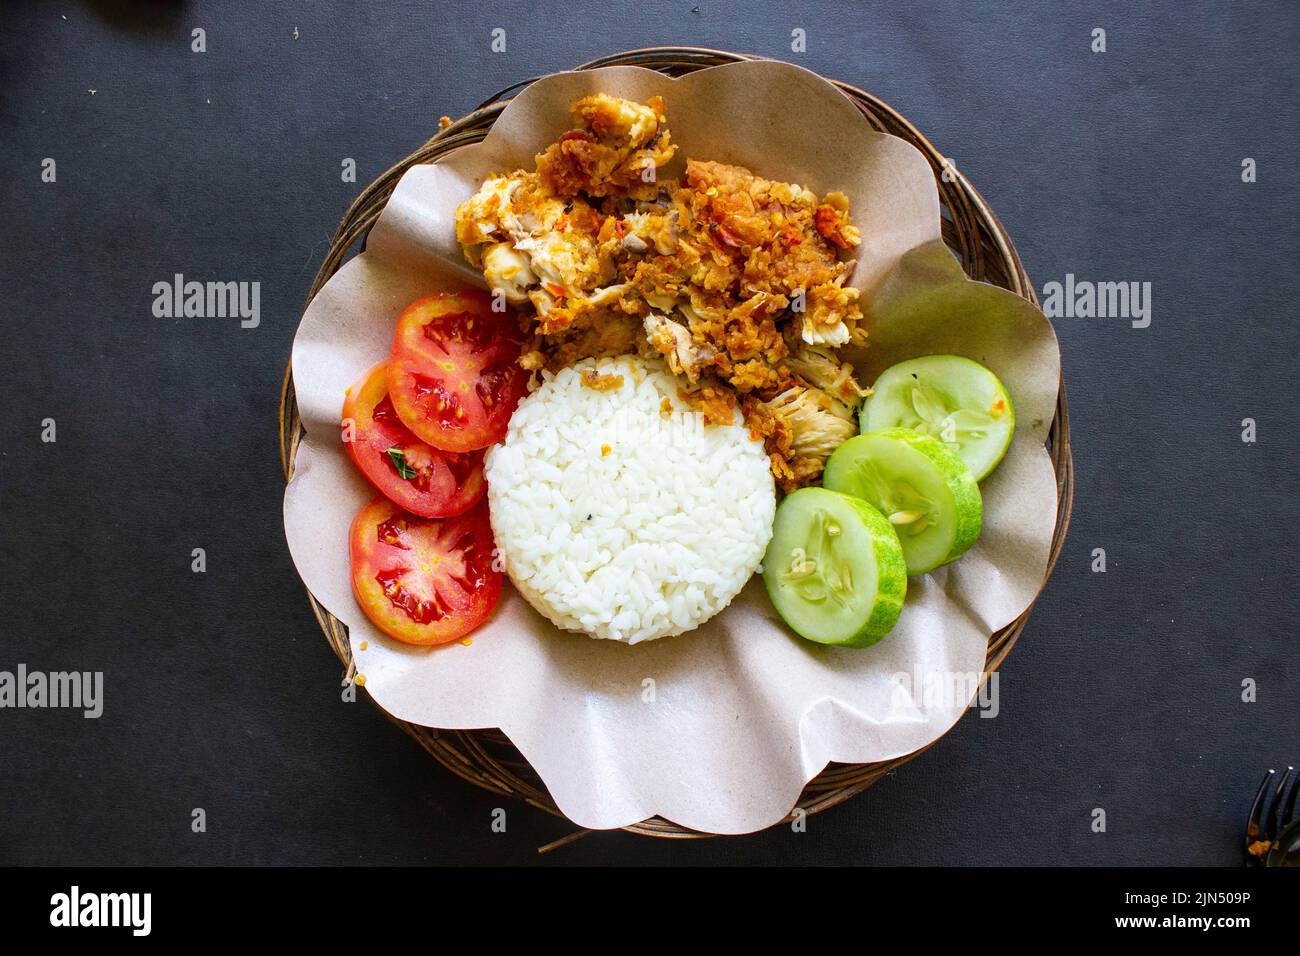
(279, 47), (1074, 843)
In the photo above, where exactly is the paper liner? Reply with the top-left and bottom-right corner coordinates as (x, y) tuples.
(283, 61), (1061, 834)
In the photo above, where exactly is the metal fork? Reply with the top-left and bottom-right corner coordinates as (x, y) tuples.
(1245, 767), (1299, 867)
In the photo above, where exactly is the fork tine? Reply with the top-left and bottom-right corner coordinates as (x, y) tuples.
(1269, 768), (1294, 839)
(1277, 766), (1299, 831)
(1247, 769), (1276, 843)
(1267, 817), (1300, 868)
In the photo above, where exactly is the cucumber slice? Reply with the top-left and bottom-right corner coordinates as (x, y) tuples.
(823, 429), (982, 576)
(762, 488), (907, 647)
(859, 355), (1014, 482)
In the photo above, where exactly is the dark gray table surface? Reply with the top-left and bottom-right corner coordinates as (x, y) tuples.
(1, 0), (1296, 865)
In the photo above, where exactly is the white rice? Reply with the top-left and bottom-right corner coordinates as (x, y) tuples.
(485, 356), (775, 644)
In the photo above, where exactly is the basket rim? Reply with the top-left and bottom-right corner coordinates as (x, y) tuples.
(279, 46), (1075, 843)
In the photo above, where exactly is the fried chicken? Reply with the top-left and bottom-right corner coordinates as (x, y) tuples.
(454, 94), (870, 488)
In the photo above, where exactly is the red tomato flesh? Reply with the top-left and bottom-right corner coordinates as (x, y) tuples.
(349, 496), (501, 646)
(388, 291), (528, 452)
(341, 362), (486, 518)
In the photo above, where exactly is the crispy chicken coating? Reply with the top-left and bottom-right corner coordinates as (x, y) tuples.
(536, 94), (675, 200)
(454, 95), (869, 488)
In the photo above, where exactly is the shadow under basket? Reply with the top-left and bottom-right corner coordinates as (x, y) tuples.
(279, 46), (1075, 841)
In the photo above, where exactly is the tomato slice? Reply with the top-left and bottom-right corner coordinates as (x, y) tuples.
(388, 291), (529, 452)
(341, 362), (487, 518)
(349, 496), (502, 646)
